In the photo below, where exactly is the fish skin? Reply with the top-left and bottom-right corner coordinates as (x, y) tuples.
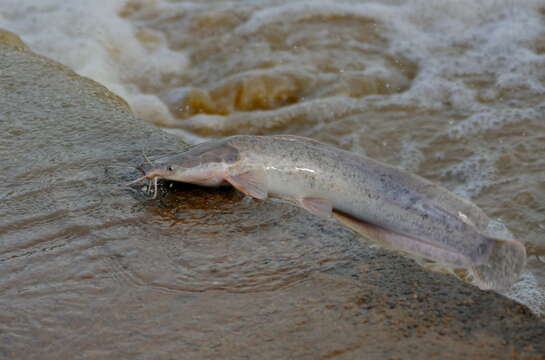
(139, 135), (526, 289)
(226, 135), (492, 263)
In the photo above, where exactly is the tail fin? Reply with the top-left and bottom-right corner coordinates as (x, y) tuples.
(470, 237), (526, 290)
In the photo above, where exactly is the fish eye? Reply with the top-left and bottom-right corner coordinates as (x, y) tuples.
(167, 166), (173, 171)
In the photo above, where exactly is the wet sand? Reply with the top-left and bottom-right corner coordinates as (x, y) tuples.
(1, 32), (544, 359)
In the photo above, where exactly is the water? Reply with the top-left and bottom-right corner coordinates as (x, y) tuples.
(1, 0), (545, 356)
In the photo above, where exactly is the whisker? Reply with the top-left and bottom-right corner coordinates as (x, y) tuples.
(153, 177), (158, 199)
(142, 146), (153, 165)
(124, 175), (148, 187)
(106, 164), (140, 170)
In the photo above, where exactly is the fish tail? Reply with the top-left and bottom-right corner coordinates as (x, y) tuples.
(470, 236), (526, 291)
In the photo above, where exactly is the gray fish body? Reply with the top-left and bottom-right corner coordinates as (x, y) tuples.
(138, 135), (526, 289)
(226, 135), (491, 264)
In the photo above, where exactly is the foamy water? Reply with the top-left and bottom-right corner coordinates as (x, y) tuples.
(3, 1), (543, 136)
(2, 0), (544, 315)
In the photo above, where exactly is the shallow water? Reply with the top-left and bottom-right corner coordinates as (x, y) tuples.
(0, 40), (345, 358)
(1, 1), (545, 357)
(3, 0), (543, 312)
(2, 0), (543, 246)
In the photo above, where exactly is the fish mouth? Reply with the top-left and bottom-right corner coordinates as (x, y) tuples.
(125, 170), (163, 198)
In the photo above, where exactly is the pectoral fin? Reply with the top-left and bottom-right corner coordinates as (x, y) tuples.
(300, 197), (333, 218)
(332, 210), (472, 268)
(226, 170), (268, 200)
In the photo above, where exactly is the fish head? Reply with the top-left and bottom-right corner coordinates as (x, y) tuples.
(142, 139), (240, 186)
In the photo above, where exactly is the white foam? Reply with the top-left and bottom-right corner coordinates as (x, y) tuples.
(440, 153), (499, 198)
(4, 0), (542, 141)
(448, 108), (541, 139)
(504, 270), (545, 317)
(3, 0), (544, 137)
(130, 93), (174, 127)
(0, 0), (189, 117)
(176, 96), (365, 134)
(236, 0), (391, 35)
(399, 139), (425, 173)
(382, 0), (545, 116)
(485, 219), (545, 316)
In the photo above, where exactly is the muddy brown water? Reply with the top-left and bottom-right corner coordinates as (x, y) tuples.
(117, 0), (545, 260)
(1, 33), (545, 359)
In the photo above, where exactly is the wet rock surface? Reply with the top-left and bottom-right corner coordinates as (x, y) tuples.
(1, 31), (544, 359)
